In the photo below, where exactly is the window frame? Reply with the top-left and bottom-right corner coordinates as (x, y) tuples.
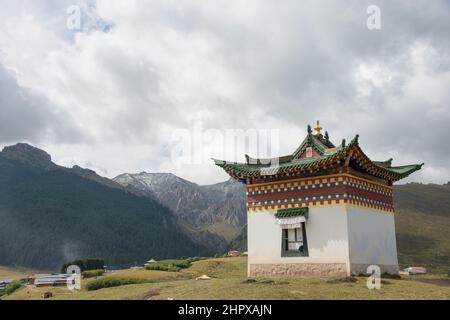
(281, 222), (309, 257)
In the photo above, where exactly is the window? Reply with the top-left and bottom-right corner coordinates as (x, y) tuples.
(281, 222), (308, 257)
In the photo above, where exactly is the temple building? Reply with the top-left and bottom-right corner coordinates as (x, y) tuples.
(214, 121), (423, 277)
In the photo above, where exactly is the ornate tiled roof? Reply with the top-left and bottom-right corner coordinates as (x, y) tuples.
(213, 126), (423, 183)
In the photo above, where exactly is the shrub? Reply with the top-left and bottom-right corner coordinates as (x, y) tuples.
(82, 269), (104, 279)
(4, 281), (22, 295)
(145, 259), (192, 272)
(85, 278), (149, 291)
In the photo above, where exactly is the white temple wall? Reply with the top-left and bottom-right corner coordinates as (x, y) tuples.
(346, 206), (399, 274)
(247, 206), (350, 276)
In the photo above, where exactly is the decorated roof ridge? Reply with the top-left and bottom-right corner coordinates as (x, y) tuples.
(293, 123), (339, 157)
(275, 207), (309, 219)
(373, 158), (393, 168)
(244, 154), (293, 165)
(291, 133), (328, 158)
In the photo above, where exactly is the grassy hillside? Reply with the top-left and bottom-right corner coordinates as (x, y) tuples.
(394, 183), (450, 273)
(3, 257), (449, 300)
(0, 266), (32, 281)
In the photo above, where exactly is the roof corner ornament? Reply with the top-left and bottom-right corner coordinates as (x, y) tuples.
(307, 124), (312, 134)
(324, 131), (329, 141)
(314, 120), (322, 135)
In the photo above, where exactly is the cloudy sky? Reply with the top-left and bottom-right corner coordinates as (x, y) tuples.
(0, 0), (449, 185)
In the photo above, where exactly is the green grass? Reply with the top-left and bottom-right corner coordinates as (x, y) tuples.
(85, 277), (151, 291)
(3, 257), (449, 300)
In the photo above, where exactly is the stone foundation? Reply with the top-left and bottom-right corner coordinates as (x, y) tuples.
(350, 263), (399, 275)
(249, 263), (348, 278)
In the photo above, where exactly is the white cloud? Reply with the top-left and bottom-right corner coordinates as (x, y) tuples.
(0, 0), (449, 184)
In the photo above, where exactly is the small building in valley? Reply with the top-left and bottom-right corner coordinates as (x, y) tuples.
(0, 279), (13, 292)
(227, 250), (241, 257)
(33, 274), (73, 287)
(214, 122), (423, 277)
(146, 259), (158, 264)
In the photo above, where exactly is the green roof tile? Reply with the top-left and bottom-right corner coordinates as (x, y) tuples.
(275, 207), (309, 219)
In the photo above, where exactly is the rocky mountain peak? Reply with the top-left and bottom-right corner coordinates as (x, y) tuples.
(113, 171), (247, 247)
(114, 172), (197, 191)
(1, 143), (54, 168)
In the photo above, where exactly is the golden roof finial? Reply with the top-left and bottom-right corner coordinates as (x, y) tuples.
(314, 120), (322, 135)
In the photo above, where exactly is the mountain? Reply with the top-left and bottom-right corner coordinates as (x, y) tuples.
(200, 179), (247, 240)
(1, 143), (448, 273)
(0, 143), (211, 270)
(113, 173), (246, 251)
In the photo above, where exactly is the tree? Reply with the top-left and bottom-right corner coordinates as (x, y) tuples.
(61, 258), (105, 273)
